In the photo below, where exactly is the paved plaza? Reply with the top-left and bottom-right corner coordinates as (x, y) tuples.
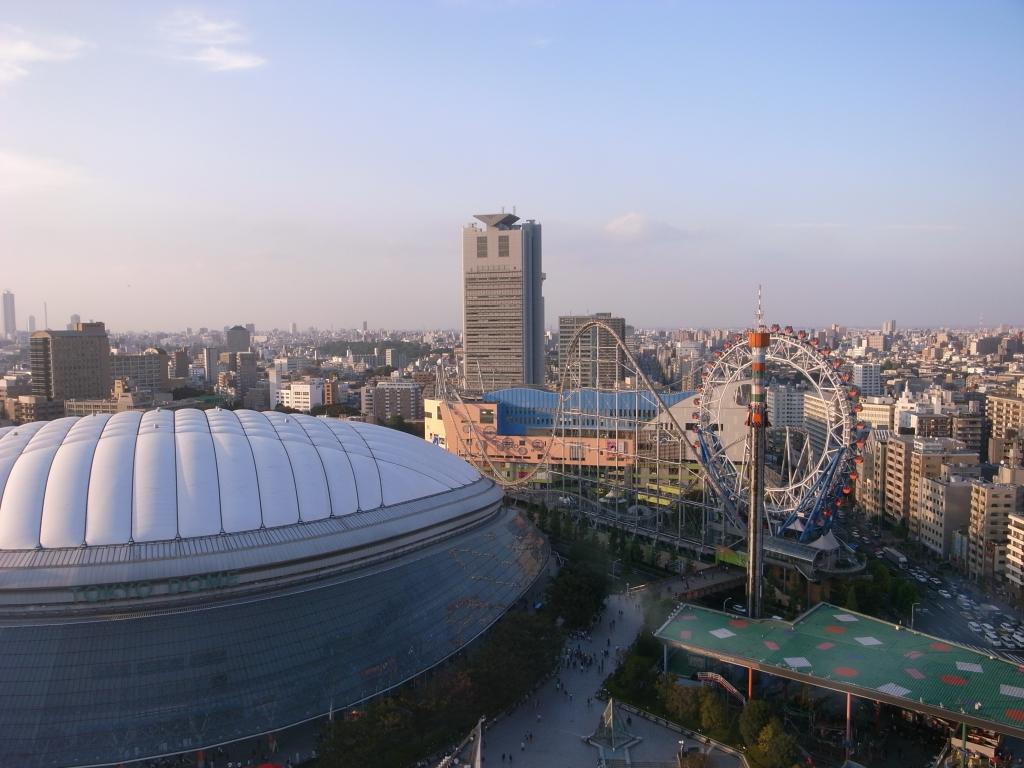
(480, 589), (742, 768)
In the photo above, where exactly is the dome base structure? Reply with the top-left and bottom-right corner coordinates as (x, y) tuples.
(0, 411), (549, 767)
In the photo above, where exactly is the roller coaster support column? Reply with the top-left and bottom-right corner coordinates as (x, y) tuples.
(845, 692), (853, 761)
(746, 330), (770, 619)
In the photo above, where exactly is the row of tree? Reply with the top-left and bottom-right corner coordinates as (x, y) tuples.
(659, 681), (799, 768)
(843, 560), (920, 618)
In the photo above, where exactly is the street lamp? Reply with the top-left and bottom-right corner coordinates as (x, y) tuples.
(911, 602), (921, 630)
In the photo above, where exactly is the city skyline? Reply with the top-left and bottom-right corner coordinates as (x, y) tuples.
(2, 1), (1022, 330)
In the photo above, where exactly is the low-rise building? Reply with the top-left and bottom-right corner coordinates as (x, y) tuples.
(4, 395), (65, 423)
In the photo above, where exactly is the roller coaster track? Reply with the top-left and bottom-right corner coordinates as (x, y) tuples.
(440, 319), (701, 492)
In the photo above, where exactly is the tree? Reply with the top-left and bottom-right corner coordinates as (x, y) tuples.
(659, 675), (700, 725)
(739, 700), (773, 747)
(383, 414), (423, 437)
(754, 718), (797, 768)
(699, 688), (729, 735)
(843, 582), (859, 612)
(891, 578), (919, 615)
(311, 403), (360, 417)
(171, 385), (204, 400)
(869, 560), (891, 593)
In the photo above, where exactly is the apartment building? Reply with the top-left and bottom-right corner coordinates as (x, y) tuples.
(968, 478), (1023, 584)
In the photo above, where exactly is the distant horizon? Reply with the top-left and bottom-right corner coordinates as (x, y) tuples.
(5, 315), (1022, 339)
(2, 1), (1021, 329)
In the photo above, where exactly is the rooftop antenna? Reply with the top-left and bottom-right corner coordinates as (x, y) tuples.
(756, 283), (764, 329)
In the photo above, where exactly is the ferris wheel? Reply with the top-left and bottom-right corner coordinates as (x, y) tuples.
(694, 325), (867, 542)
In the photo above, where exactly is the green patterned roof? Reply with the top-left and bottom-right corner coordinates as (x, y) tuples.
(655, 602), (1024, 737)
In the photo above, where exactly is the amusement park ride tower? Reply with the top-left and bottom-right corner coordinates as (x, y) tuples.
(746, 325), (770, 619)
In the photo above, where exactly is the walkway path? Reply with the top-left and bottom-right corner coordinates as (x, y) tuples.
(481, 589), (742, 768)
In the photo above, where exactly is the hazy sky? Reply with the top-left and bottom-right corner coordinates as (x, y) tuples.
(1, 1), (1022, 333)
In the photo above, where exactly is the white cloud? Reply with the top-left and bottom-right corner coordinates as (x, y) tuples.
(161, 10), (265, 72)
(188, 46), (266, 71)
(0, 25), (89, 84)
(604, 212), (686, 241)
(0, 150), (85, 193)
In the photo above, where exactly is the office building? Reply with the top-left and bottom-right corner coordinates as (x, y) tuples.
(30, 322), (112, 402)
(919, 465), (979, 559)
(226, 325), (251, 353)
(866, 333), (890, 352)
(767, 383), (804, 428)
(109, 348), (170, 393)
(987, 394), (1024, 463)
(275, 377), (324, 412)
(27, 315), (35, 333)
(171, 348), (191, 379)
(859, 429), (891, 520)
(802, 392), (834, 460)
(882, 320), (896, 336)
(384, 348), (407, 370)
(557, 313), (627, 388)
(462, 213), (544, 390)
(883, 436), (978, 530)
(2, 290), (15, 340)
(857, 396), (895, 431)
(852, 363), (882, 396)
(1007, 512), (1024, 595)
(201, 347), (220, 385)
(362, 380), (423, 422)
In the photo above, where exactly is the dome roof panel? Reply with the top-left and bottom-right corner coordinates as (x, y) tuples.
(0, 410), (481, 550)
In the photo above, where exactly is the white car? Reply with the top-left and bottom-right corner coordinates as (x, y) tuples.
(1012, 633), (1024, 646)
(938, 590), (952, 599)
(968, 622), (982, 632)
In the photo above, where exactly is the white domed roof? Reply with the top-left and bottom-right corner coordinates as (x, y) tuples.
(0, 410), (481, 550)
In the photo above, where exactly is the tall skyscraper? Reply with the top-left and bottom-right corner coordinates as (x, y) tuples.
(882, 319), (896, 336)
(462, 212), (544, 390)
(27, 315), (36, 333)
(30, 322), (112, 401)
(2, 290), (16, 340)
(558, 313), (627, 387)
